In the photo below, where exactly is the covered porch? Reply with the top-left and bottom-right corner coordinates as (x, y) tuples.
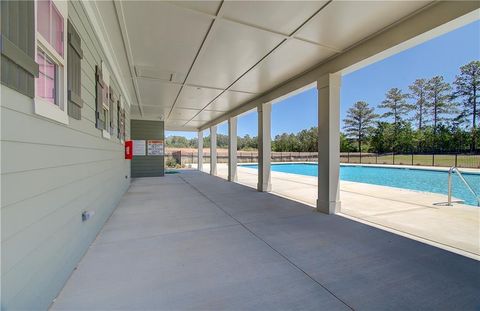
(51, 171), (480, 310)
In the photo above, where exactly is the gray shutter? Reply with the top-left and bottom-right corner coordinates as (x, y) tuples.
(0, 0), (38, 98)
(95, 65), (105, 130)
(120, 108), (126, 140)
(109, 88), (115, 134)
(117, 100), (121, 139)
(67, 20), (83, 120)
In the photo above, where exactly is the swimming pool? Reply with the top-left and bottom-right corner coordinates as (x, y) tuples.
(241, 163), (480, 206)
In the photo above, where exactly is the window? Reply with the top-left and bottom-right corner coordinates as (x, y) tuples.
(34, 0), (68, 124)
(36, 50), (57, 105)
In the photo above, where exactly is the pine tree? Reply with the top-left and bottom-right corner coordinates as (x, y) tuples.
(379, 88), (411, 128)
(408, 79), (429, 130)
(343, 101), (378, 152)
(453, 61), (480, 151)
(426, 76), (454, 152)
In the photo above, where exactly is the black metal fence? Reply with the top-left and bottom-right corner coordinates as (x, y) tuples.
(165, 151), (480, 169)
(339, 152), (480, 168)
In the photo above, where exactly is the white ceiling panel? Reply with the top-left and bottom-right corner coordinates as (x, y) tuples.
(100, 0), (440, 128)
(175, 86), (223, 110)
(141, 105), (169, 115)
(222, 1), (328, 35)
(295, 1), (431, 51)
(207, 90), (257, 112)
(137, 79), (181, 108)
(187, 19), (285, 90)
(169, 108), (203, 120)
(232, 39), (335, 94)
(169, 1), (221, 16)
(183, 120), (207, 127)
(122, 1), (212, 75)
(191, 110), (225, 121)
(130, 105), (141, 117)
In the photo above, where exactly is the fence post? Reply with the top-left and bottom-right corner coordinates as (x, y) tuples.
(376, 153), (378, 164)
(393, 152), (395, 165)
(455, 153), (458, 167)
(411, 151), (414, 166)
(432, 153), (435, 166)
(348, 152), (350, 163)
(360, 151), (362, 164)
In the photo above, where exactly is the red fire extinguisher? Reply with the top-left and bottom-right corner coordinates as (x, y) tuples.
(125, 140), (133, 160)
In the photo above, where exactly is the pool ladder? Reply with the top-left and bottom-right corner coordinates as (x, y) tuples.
(447, 167), (480, 207)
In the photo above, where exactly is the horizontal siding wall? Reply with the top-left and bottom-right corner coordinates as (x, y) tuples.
(1, 1), (131, 310)
(131, 120), (165, 178)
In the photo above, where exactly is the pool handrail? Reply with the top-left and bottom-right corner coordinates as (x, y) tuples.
(447, 166), (480, 207)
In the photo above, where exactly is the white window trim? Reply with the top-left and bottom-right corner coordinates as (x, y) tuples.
(34, 0), (69, 125)
(102, 129), (111, 139)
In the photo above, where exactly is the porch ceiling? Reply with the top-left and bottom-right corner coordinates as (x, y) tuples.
(95, 1), (434, 130)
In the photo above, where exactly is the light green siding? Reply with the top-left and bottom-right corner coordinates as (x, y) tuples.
(1, 2), (131, 310)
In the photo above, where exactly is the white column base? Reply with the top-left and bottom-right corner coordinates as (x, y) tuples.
(315, 200), (341, 215)
(210, 125), (217, 176)
(257, 182), (272, 192)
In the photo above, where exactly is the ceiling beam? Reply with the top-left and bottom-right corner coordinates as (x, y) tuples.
(113, 0), (144, 116)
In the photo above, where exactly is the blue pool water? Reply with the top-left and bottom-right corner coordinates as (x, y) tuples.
(241, 163), (480, 206)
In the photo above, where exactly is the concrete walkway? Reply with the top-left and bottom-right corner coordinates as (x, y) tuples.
(52, 171), (480, 310)
(205, 163), (480, 258)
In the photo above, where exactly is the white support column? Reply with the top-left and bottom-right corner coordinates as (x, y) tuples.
(197, 131), (203, 172)
(210, 125), (217, 176)
(316, 73), (341, 214)
(257, 103), (272, 192)
(228, 117), (238, 182)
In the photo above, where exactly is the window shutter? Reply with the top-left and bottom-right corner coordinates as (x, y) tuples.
(0, 0), (38, 98)
(120, 108), (126, 141)
(117, 100), (121, 139)
(67, 20), (83, 120)
(95, 65), (105, 130)
(109, 88), (115, 135)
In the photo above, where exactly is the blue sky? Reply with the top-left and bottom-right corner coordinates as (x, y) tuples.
(167, 20), (479, 140)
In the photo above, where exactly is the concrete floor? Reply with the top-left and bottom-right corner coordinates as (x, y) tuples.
(204, 163), (480, 259)
(52, 170), (479, 310)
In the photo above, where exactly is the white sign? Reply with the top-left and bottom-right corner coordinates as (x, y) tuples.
(133, 140), (146, 156)
(147, 140), (164, 156)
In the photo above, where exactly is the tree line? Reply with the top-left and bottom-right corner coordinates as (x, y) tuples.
(166, 134), (258, 150)
(166, 61), (478, 154)
(343, 61), (479, 154)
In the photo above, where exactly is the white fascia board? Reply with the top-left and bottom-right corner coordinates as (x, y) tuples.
(80, 1), (132, 108)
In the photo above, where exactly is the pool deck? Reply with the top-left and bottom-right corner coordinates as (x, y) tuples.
(52, 171), (480, 310)
(201, 163), (480, 259)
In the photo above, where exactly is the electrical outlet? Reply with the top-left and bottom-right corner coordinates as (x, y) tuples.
(82, 211), (95, 222)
